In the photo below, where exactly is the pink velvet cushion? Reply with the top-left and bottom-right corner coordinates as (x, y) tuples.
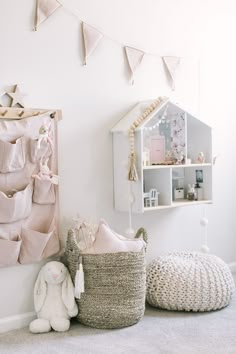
(81, 221), (145, 254)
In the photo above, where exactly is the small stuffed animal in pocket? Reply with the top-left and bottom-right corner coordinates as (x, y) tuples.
(29, 261), (78, 333)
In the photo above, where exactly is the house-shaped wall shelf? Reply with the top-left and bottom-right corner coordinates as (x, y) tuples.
(111, 98), (213, 213)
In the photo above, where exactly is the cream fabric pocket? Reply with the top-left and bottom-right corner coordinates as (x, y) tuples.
(0, 137), (25, 173)
(0, 235), (22, 267)
(0, 184), (33, 223)
(29, 138), (52, 164)
(33, 179), (56, 204)
(19, 224), (59, 264)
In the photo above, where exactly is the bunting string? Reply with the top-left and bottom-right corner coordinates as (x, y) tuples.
(35, 0), (182, 88)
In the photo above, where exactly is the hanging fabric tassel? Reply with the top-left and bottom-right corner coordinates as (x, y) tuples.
(74, 257), (84, 299)
(127, 97), (167, 182)
(128, 152), (138, 181)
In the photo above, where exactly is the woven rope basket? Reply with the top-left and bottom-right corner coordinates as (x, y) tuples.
(64, 228), (147, 329)
(146, 252), (235, 312)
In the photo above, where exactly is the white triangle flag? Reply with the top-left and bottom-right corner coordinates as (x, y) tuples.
(82, 23), (103, 65)
(125, 46), (145, 84)
(34, 0), (61, 31)
(162, 56), (180, 90)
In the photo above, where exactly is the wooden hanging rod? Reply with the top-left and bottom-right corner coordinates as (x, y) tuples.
(0, 107), (62, 121)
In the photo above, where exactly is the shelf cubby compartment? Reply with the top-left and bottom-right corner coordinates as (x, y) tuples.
(143, 168), (172, 210)
(171, 164), (212, 207)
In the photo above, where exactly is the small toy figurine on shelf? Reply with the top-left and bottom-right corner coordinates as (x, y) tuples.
(165, 150), (174, 165)
(176, 152), (185, 165)
(196, 152), (205, 164)
(187, 184), (197, 201)
(143, 148), (150, 166)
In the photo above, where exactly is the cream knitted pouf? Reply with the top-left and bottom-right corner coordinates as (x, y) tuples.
(146, 252), (235, 312)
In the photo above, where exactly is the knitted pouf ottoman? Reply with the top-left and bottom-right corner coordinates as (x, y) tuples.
(146, 252), (235, 312)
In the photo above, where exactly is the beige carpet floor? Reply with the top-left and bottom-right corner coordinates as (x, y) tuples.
(0, 293), (236, 354)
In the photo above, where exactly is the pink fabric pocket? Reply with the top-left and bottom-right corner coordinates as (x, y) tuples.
(0, 137), (25, 173)
(0, 235), (22, 267)
(19, 223), (59, 264)
(0, 184), (33, 223)
(29, 138), (52, 164)
(33, 179), (56, 204)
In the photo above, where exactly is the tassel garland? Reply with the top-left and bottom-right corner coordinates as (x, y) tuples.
(128, 97), (167, 182)
(74, 261), (84, 299)
(128, 153), (138, 182)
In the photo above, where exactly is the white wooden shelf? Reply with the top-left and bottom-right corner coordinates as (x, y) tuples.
(143, 163), (212, 170)
(171, 199), (213, 207)
(144, 199), (213, 211)
(111, 99), (213, 213)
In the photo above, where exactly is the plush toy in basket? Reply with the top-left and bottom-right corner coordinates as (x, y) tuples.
(63, 219), (148, 329)
(29, 261), (78, 333)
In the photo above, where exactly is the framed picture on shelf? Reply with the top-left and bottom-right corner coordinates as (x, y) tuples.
(196, 169), (203, 183)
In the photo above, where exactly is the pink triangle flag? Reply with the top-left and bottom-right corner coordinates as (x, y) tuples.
(162, 56), (180, 90)
(125, 46), (145, 84)
(34, 0), (61, 31)
(82, 23), (103, 65)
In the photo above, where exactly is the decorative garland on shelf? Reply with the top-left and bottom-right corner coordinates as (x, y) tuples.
(128, 96), (167, 181)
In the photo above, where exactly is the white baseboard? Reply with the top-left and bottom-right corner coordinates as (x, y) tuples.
(0, 312), (36, 334)
(228, 262), (236, 273)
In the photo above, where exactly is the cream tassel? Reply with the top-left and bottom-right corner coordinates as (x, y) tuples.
(74, 258), (84, 299)
(128, 153), (138, 181)
(127, 97), (167, 182)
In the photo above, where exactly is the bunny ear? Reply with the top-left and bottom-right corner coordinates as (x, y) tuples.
(34, 267), (47, 312)
(62, 269), (76, 311)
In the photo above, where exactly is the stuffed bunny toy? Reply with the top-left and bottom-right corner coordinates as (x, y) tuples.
(29, 261), (78, 333)
(32, 158), (59, 185)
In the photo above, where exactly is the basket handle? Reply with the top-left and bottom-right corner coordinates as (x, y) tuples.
(66, 228), (81, 253)
(135, 227), (148, 250)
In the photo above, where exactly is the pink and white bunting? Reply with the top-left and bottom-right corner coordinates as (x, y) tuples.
(82, 23), (103, 65)
(34, 0), (61, 31)
(125, 46), (145, 84)
(33, 3), (184, 88)
(162, 56), (180, 90)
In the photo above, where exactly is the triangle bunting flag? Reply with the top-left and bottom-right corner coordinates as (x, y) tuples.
(35, 0), (61, 31)
(82, 23), (103, 65)
(162, 56), (180, 90)
(125, 46), (145, 84)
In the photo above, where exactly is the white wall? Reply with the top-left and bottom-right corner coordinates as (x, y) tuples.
(0, 0), (236, 324)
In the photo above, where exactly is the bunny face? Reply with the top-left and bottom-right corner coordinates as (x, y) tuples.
(39, 158), (50, 175)
(34, 261), (77, 316)
(43, 261), (67, 285)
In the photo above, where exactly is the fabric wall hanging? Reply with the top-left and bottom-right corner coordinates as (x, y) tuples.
(82, 23), (103, 65)
(162, 56), (180, 91)
(125, 46), (145, 84)
(34, 0), (61, 31)
(32, 3), (182, 88)
(0, 102), (62, 268)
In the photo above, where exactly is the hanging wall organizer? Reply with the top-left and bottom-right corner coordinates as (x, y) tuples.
(0, 91), (62, 267)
